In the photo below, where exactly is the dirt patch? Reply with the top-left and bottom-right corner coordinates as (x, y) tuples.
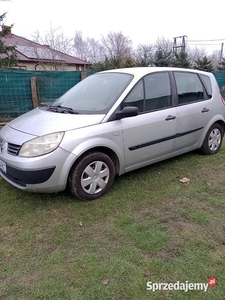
(156, 242), (181, 260)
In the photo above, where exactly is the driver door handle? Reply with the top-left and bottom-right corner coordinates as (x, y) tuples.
(202, 108), (209, 113)
(165, 115), (176, 121)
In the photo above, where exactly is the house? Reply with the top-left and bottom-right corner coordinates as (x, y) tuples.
(1, 25), (91, 71)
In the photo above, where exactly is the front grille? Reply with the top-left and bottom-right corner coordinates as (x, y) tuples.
(8, 143), (21, 156)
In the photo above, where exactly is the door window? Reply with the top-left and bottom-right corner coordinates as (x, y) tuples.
(123, 80), (144, 112)
(144, 72), (172, 111)
(123, 72), (172, 113)
(174, 72), (204, 105)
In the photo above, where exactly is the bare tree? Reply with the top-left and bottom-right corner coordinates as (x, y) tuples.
(101, 31), (133, 59)
(31, 26), (74, 70)
(73, 31), (105, 63)
(134, 43), (154, 66)
(154, 37), (173, 55)
(73, 31), (87, 60)
(187, 47), (207, 68)
(153, 37), (173, 66)
(209, 50), (222, 71)
(86, 37), (105, 63)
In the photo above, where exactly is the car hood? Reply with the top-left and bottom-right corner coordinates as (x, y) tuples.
(8, 108), (105, 136)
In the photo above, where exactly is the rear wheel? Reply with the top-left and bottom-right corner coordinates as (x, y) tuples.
(68, 152), (115, 200)
(200, 123), (223, 155)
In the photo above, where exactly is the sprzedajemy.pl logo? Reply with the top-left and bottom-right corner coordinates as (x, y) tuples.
(147, 277), (217, 292)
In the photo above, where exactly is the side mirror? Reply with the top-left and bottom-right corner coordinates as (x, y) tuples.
(115, 106), (139, 119)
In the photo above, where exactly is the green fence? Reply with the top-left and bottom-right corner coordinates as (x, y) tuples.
(0, 70), (93, 122)
(213, 72), (225, 89)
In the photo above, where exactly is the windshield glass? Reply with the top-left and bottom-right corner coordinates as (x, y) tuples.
(52, 72), (133, 114)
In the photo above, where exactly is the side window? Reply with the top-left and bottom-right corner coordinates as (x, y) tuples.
(123, 80), (144, 112)
(199, 74), (212, 98)
(174, 72), (204, 105)
(144, 72), (172, 111)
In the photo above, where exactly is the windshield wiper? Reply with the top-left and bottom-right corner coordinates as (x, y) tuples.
(47, 105), (79, 114)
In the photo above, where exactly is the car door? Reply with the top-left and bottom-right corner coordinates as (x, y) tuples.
(173, 71), (213, 151)
(120, 72), (177, 172)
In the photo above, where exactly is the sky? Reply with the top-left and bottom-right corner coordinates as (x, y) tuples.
(1, 0), (225, 55)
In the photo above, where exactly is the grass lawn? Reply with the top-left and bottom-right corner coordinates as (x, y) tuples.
(1, 145), (225, 300)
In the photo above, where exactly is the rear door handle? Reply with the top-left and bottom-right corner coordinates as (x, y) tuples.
(201, 108), (209, 113)
(165, 115), (176, 121)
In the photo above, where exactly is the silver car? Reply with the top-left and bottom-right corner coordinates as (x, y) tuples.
(0, 67), (225, 200)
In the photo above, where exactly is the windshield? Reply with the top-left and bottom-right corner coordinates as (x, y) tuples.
(52, 72), (133, 114)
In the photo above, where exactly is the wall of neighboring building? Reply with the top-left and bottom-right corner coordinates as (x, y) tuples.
(14, 62), (85, 71)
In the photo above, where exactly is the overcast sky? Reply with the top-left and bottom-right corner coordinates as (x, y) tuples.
(1, 0), (225, 54)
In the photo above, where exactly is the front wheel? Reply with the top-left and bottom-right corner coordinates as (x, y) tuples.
(68, 152), (115, 200)
(200, 123), (223, 155)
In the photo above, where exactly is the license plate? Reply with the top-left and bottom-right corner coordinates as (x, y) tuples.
(0, 159), (6, 173)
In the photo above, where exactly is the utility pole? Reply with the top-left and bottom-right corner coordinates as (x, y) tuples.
(173, 35), (187, 55)
(219, 43), (224, 64)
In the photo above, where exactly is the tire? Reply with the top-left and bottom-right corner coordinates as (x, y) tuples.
(68, 152), (115, 201)
(200, 123), (223, 155)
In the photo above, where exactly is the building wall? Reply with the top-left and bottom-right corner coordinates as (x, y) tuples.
(15, 62), (86, 71)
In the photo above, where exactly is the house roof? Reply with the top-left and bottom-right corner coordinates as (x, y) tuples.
(2, 26), (90, 66)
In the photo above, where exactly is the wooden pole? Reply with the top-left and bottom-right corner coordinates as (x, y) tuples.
(81, 70), (87, 80)
(30, 76), (39, 108)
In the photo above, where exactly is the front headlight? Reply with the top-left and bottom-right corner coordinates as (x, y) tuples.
(19, 132), (64, 157)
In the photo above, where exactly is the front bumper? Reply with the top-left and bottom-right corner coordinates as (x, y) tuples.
(0, 146), (77, 193)
(0, 162), (55, 187)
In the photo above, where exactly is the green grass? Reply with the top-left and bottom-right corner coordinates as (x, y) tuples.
(1, 145), (225, 299)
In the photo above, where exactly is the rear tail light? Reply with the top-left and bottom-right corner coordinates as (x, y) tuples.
(221, 95), (225, 105)
(221, 86), (225, 104)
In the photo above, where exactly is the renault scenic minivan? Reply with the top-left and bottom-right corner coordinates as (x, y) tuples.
(0, 67), (225, 200)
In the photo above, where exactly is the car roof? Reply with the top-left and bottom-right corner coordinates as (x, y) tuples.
(100, 67), (211, 77)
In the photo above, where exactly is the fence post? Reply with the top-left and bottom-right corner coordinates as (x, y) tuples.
(81, 71), (87, 80)
(30, 76), (39, 108)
